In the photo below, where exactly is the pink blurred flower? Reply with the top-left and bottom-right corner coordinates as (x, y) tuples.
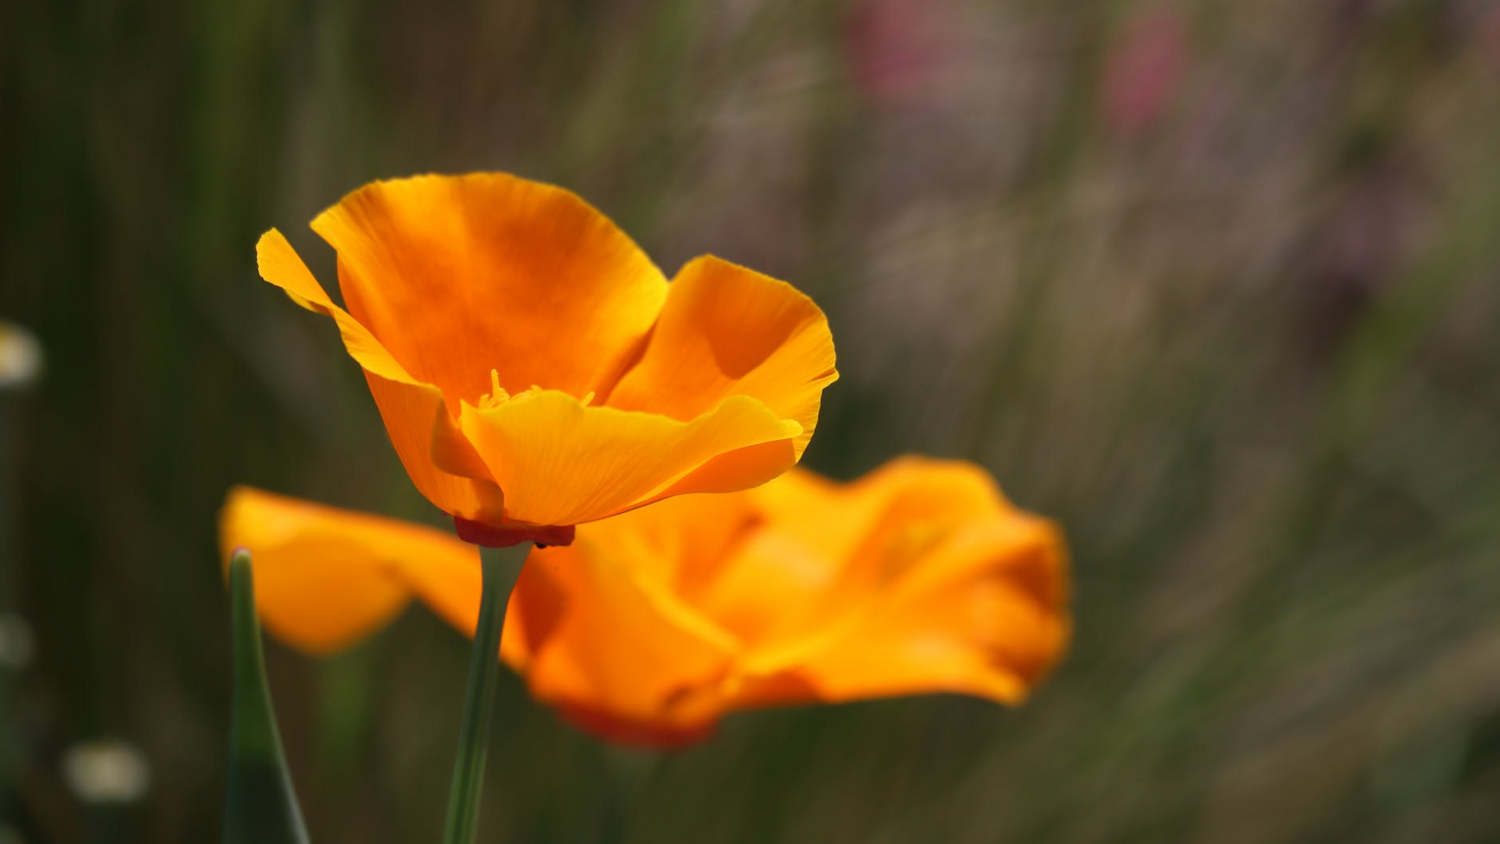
(1480, 4), (1500, 76)
(1101, 9), (1188, 136)
(844, 0), (946, 105)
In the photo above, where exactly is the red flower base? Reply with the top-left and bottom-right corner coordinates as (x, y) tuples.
(453, 517), (576, 548)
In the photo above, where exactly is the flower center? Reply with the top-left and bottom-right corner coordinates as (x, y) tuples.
(476, 369), (594, 411)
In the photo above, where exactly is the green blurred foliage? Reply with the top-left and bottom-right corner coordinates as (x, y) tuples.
(4, 0), (1500, 841)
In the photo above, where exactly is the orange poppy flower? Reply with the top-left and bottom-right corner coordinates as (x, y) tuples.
(257, 173), (837, 544)
(221, 457), (1069, 746)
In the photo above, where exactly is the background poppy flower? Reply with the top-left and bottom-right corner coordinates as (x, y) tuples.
(256, 173), (837, 539)
(220, 457), (1068, 746)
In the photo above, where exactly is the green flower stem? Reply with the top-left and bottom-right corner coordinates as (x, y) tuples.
(441, 541), (530, 844)
(224, 550), (310, 844)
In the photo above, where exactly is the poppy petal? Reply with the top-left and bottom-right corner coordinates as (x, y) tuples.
(362, 372), (507, 523)
(430, 400), (492, 482)
(218, 487), (472, 654)
(255, 229), (418, 385)
(687, 466), (896, 647)
(607, 255), (838, 457)
(576, 484), (762, 601)
(554, 703), (717, 749)
(310, 173), (668, 404)
(518, 538), (734, 736)
(498, 554), (570, 668)
(753, 516), (1069, 706)
(625, 438), (797, 509)
(219, 488), (573, 673)
(456, 391), (802, 527)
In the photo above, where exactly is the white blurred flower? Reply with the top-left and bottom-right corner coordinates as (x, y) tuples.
(0, 321), (42, 390)
(61, 739), (150, 805)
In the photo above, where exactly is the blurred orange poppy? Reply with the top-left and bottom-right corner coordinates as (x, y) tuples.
(221, 457), (1069, 746)
(257, 173), (837, 544)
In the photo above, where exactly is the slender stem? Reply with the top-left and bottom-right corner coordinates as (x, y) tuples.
(441, 541), (530, 844)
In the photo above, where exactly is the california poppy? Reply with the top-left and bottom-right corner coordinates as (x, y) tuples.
(257, 173), (837, 544)
(221, 457), (1068, 746)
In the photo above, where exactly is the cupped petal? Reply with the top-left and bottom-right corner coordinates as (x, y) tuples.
(706, 459), (1007, 635)
(362, 372), (507, 524)
(456, 390), (802, 527)
(835, 457), (1010, 583)
(690, 527), (854, 654)
(576, 487), (763, 600)
(688, 459), (991, 648)
(620, 438), (797, 513)
(311, 173), (669, 403)
(256, 229), (417, 385)
(260, 229), (507, 522)
(512, 539), (736, 736)
(218, 487), (477, 654)
(605, 256), (838, 457)
(740, 513), (1070, 708)
(498, 553), (570, 668)
(878, 515), (1070, 683)
(671, 458), (1068, 709)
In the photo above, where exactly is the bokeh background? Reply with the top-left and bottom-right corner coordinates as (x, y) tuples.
(5, 0), (1500, 841)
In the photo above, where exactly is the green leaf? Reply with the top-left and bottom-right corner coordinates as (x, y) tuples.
(224, 550), (311, 844)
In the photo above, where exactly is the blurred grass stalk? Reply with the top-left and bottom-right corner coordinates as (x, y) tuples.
(224, 550), (310, 844)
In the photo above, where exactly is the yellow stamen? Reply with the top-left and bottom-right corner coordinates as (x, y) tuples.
(476, 375), (594, 410)
(478, 369), (510, 410)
